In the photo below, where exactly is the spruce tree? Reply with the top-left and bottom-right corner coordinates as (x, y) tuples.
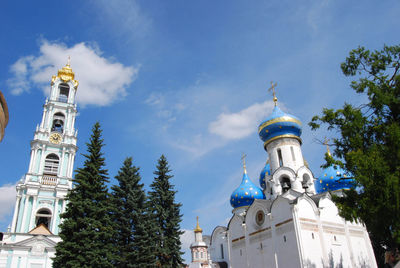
(111, 157), (156, 267)
(148, 155), (184, 267)
(53, 122), (115, 268)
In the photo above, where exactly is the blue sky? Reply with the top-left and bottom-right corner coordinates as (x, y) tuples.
(0, 0), (399, 262)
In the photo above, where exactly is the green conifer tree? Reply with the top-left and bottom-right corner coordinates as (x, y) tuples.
(53, 122), (115, 268)
(111, 157), (156, 267)
(148, 155), (184, 267)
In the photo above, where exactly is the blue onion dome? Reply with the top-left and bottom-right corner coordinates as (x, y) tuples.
(230, 171), (265, 208)
(259, 161), (271, 189)
(258, 105), (302, 148)
(315, 165), (355, 194)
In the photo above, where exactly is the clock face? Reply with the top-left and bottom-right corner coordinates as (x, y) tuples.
(49, 133), (62, 144)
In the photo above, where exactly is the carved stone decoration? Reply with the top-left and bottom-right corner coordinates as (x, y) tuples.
(31, 242), (46, 256)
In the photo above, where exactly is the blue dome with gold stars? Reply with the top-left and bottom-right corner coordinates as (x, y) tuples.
(258, 106), (302, 148)
(259, 162), (271, 189)
(230, 172), (265, 208)
(314, 165), (355, 194)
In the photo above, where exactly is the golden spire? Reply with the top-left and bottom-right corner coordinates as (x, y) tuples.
(241, 153), (247, 174)
(194, 216), (202, 232)
(323, 137), (331, 156)
(51, 57), (79, 88)
(268, 81), (278, 106)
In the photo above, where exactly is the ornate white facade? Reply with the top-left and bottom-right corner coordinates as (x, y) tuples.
(0, 62), (78, 268)
(207, 94), (377, 268)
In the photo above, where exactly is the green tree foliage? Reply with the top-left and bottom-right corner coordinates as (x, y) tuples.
(309, 45), (400, 265)
(53, 122), (115, 268)
(148, 155), (184, 267)
(111, 157), (156, 267)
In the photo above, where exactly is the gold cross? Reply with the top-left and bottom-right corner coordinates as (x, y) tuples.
(323, 137), (331, 156)
(67, 56), (71, 67)
(241, 153), (247, 173)
(268, 81), (278, 106)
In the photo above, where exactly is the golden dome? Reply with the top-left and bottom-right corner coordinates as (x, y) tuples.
(194, 216), (202, 233)
(51, 57), (79, 88)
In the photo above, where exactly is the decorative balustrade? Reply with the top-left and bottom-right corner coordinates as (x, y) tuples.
(41, 175), (58, 186)
(57, 97), (68, 103)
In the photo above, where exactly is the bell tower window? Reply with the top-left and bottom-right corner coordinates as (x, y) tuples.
(35, 209), (52, 229)
(302, 174), (311, 190)
(51, 112), (65, 133)
(280, 176), (291, 193)
(44, 154), (59, 175)
(58, 83), (69, 103)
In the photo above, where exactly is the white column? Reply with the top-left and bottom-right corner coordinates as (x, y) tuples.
(40, 108), (47, 128)
(28, 149), (35, 172)
(46, 106), (53, 130)
(65, 109), (71, 134)
(68, 153), (75, 177)
(71, 114), (76, 130)
(226, 231), (232, 268)
(317, 211), (329, 265)
(66, 152), (72, 177)
(10, 195), (21, 232)
(52, 197), (59, 233)
(38, 145), (46, 174)
(28, 196), (38, 231)
(243, 224), (250, 268)
(20, 195), (30, 233)
(292, 206), (306, 267)
(60, 148), (65, 176)
(59, 200), (67, 225)
(270, 214), (279, 268)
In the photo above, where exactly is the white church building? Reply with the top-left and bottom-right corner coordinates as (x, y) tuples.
(0, 62), (78, 268)
(203, 89), (377, 268)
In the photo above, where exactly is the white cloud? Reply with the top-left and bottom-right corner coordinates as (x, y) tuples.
(92, 0), (152, 40)
(0, 183), (16, 222)
(209, 100), (275, 140)
(8, 40), (138, 106)
(145, 92), (164, 106)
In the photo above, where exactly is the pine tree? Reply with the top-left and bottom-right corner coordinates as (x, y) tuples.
(309, 44), (400, 266)
(111, 157), (156, 267)
(53, 122), (115, 268)
(148, 155), (184, 267)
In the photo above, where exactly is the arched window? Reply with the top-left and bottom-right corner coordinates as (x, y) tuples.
(51, 112), (65, 133)
(44, 154), (59, 175)
(302, 174), (311, 190)
(35, 208), (52, 228)
(58, 83), (69, 103)
(280, 176), (291, 193)
(290, 146), (296, 161)
(277, 148), (283, 167)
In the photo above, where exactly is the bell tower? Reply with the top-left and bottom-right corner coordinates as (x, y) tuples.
(258, 82), (316, 199)
(10, 61), (78, 235)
